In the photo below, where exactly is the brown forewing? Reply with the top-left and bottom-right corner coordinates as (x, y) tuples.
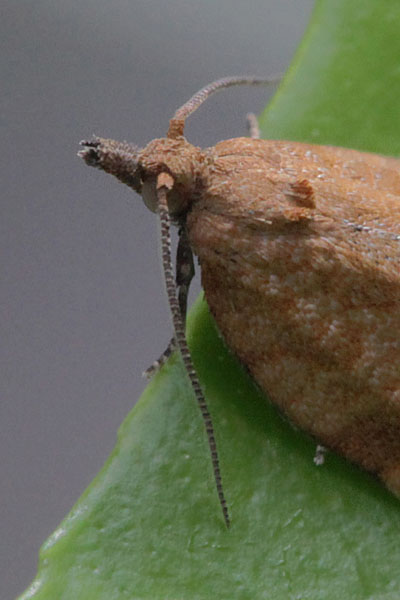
(187, 138), (400, 495)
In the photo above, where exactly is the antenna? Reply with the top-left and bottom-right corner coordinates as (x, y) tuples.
(156, 172), (230, 528)
(167, 74), (281, 138)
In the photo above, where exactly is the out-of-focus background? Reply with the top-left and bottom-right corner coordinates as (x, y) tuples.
(2, 1), (314, 597)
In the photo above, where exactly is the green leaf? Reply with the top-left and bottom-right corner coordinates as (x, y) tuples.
(260, 0), (400, 155)
(21, 1), (400, 599)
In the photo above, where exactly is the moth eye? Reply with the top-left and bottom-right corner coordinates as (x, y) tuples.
(141, 177), (158, 213)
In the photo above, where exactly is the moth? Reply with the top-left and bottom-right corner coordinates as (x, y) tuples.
(79, 76), (400, 527)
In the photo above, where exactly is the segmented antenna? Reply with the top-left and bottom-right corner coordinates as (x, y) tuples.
(167, 74), (281, 138)
(156, 175), (230, 528)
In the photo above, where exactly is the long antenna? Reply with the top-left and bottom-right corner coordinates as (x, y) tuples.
(156, 173), (230, 528)
(167, 74), (281, 138)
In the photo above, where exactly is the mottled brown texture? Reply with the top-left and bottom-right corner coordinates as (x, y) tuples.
(81, 131), (400, 500)
(140, 135), (400, 496)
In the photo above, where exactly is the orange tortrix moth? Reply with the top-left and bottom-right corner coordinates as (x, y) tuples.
(79, 76), (400, 528)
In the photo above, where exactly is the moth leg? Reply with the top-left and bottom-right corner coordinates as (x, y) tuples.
(143, 339), (176, 379)
(313, 444), (327, 466)
(246, 112), (261, 139)
(144, 227), (195, 379)
(175, 226), (195, 322)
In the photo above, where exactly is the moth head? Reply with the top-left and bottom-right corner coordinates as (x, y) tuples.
(79, 76), (281, 223)
(79, 135), (204, 220)
(137, 137), (205, 218)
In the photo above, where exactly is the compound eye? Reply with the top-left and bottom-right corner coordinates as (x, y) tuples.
(141, 176), (158, 213)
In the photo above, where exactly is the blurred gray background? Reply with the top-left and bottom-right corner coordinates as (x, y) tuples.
(2, 1), (314, 597)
